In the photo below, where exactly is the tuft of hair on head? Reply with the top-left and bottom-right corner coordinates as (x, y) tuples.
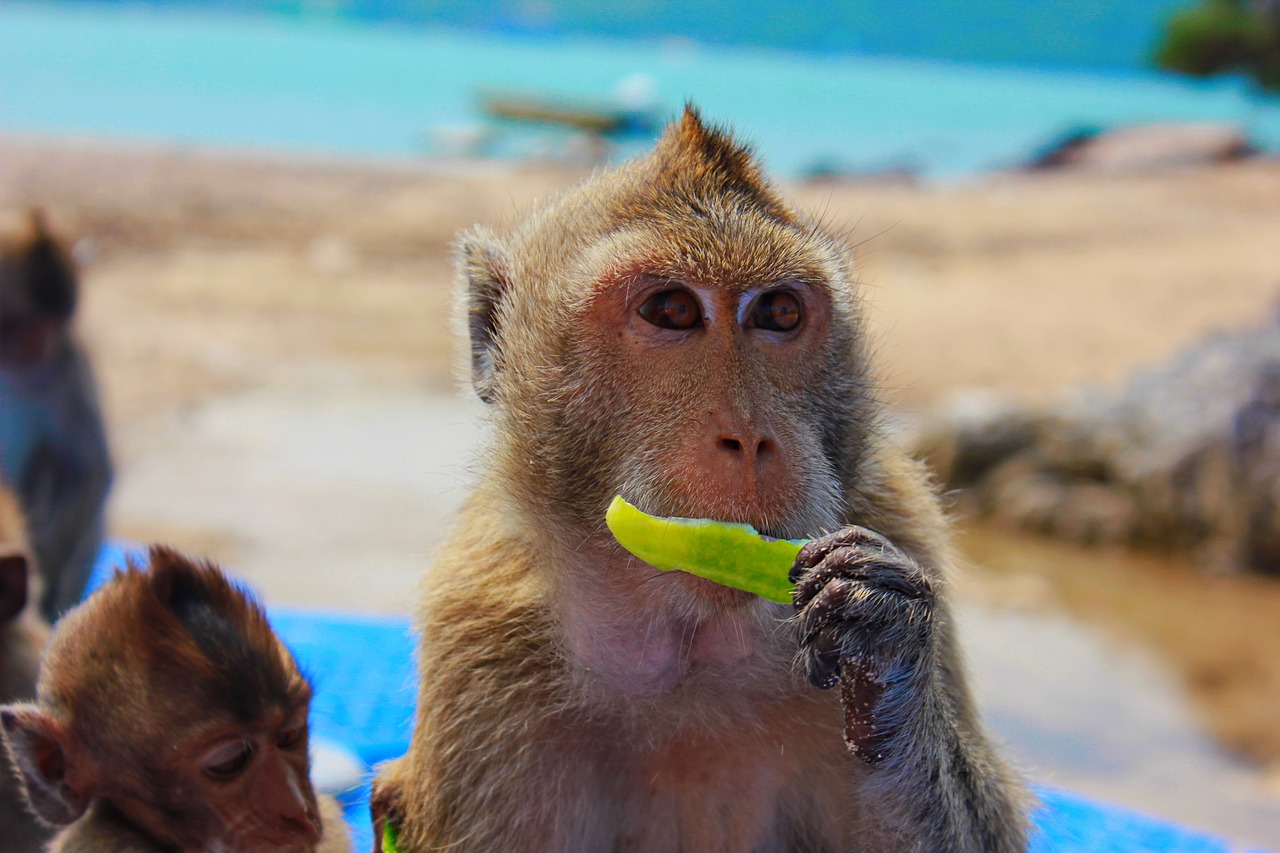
(19, 207), (78, 321)
(129, 546), (301, 721)
(645, 103), (794, 225)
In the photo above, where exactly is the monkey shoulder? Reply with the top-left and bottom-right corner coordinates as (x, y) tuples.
(415, 542), (565, 743)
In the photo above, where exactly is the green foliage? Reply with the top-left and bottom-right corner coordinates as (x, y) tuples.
(1154, 0), (1280, 91)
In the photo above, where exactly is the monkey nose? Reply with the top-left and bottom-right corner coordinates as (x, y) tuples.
(280, 806), (322, 846)
(714, 430), (778, 480)
(716, 434), (774, 458)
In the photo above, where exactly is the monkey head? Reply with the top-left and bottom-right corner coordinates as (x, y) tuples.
(0, 210), (78, 370)
(461, 108), (875, 599)
(0, 546), (324, 852)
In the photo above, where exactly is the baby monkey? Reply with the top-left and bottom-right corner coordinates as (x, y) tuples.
(0, 545), (350, 852)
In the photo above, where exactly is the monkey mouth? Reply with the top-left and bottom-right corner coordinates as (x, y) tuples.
(673, 570), (757, 609)
(623, 495), (797, 541)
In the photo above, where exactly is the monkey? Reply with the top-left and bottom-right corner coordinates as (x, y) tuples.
(0, 209), (113, 621)
(0, 545), (352, 852)
(0, 484), (53, 851)
(370, 107), (1030, 852)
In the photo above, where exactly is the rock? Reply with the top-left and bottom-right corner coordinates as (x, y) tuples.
(915, 314), (1280, 574)
(1027, 123), (1256, 173)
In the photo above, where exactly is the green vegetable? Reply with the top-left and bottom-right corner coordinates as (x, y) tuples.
(382, 822), (400, 853)
(605, 495), (806, 603)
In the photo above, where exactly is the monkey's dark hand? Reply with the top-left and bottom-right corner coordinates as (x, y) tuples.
(790, 526), (937, 762)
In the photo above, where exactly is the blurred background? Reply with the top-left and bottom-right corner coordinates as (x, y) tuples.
(2, 0), (1280, 848)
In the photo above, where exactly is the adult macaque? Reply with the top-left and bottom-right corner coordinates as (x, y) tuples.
(0, 210), (112, 621)
(0, 485), (52, 852)
(0, 545), (350, 852)
(373, 108), (1029, 851)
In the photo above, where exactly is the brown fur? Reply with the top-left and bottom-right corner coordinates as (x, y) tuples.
(0, 484), (52, 853)
(0, 546), (350, 852)
(376, 108), (1028, 852)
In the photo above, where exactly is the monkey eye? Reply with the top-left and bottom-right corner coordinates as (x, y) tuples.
(638, 289), (702, 330)
(747, 290), (802, 333)
(277, 725), (306, 751)
(204, 742), (254, 780)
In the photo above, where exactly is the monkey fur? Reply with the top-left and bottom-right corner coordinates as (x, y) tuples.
(372, 108), (1030, 852)
(0, 545), (350, 852)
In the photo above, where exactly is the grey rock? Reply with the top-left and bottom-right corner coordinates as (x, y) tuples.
(1027, 123), (1256, 173)
(916, 316), (1280, 574)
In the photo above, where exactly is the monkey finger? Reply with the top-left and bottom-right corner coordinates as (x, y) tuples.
(796, 577), (867, 646)
(790, 525), (894, 582)
(791, 549), (880, 608)
(802, 625), (844, 689)
(851, 556), (934, 603)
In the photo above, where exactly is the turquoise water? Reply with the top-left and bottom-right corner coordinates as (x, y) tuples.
(3, 1), (1280, 177)
(40, 0), (1194, 70)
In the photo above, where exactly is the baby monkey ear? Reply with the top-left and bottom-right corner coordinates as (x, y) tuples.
(455, 227), (510, 405)
(0, 705), (91, 825)
(0, 549), (29, 621)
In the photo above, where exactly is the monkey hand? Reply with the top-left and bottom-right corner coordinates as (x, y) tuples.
(790, 526), (937, 763)
(370, 757), (408, 853)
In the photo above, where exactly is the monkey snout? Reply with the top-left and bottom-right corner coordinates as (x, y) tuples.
(277, 808), (322, 848)
(711, 427), (785, 497)
(716, 433), (777, 459)
(714, 429), (778, 469)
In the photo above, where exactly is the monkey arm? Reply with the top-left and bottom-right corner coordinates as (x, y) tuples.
(386, 499), (574, 851)
(838, 608), (1031, 853)
(793, 449), (1030, 852)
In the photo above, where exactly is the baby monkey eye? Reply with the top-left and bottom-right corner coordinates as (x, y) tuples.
(205, 742), (254, 780)
(749, 290), (802, 332)
(638, 289), (702, 330)
(277, 725), (306, 751)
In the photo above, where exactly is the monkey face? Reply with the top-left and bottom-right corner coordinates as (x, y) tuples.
(0, 214), (77, 371)
(3, 551), (328, 853)
(187, 706), (321, 853)
(90, 703), (323, 853)
(576, 264), (847, 543)
(460, 110), (875, 589)
(0, 312), (60, 369)
(0, 268), (38, 368)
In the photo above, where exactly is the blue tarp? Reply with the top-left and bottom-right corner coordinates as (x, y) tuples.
(87, 543), (1270, 852)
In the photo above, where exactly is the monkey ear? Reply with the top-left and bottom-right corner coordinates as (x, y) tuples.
(455, 227), (510, 405)
(0, 549), (29, 621)
(0, 706), (92, 825)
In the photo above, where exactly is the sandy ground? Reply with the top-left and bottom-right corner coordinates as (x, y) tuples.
(3, 135), (1280, 844)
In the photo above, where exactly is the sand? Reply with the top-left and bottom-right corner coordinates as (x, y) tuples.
(4, 135), (1279, 421)
(3, 135), (1280, 843)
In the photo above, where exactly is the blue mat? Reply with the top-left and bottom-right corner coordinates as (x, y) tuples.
(87, 544), (1270, 852)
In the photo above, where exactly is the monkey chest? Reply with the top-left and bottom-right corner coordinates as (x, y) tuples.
(595, 735), (846, 853)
